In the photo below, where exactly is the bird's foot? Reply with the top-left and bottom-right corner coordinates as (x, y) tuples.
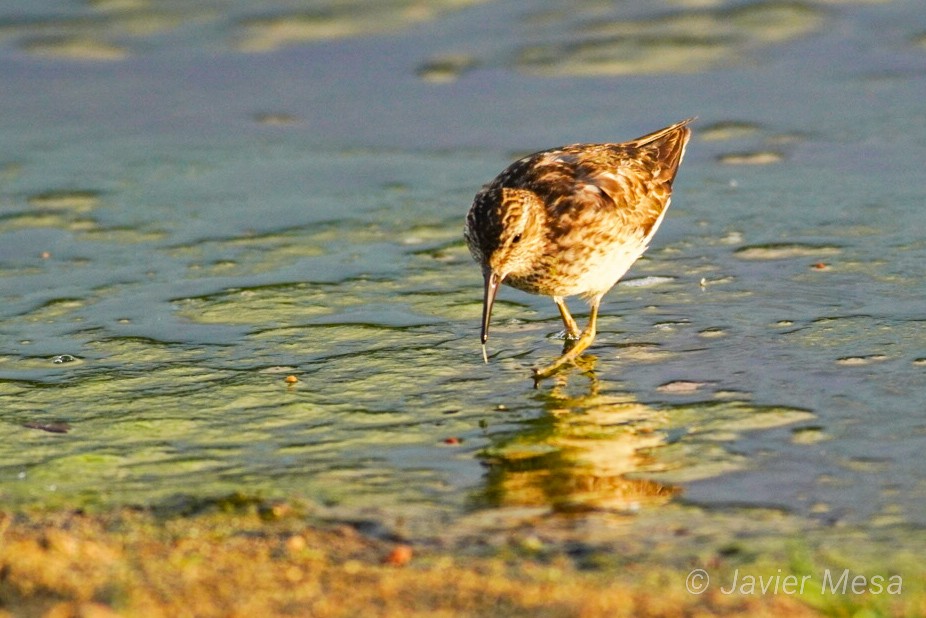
(532, 353), (575, 381)
(532, 330), (595, 381)
(553, 328), (581, 342)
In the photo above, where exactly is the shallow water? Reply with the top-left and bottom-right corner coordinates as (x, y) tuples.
(1, 0), (925, 553)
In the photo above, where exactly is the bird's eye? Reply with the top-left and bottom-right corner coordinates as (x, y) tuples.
(512, 234), (522, 243)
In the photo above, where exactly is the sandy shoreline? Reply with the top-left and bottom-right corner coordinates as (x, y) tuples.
(1, 499), (921, 617)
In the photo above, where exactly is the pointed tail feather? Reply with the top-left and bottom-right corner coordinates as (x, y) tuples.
(632, 118), (693, 186)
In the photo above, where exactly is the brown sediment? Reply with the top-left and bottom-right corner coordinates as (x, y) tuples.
(0, 506), (828, 618)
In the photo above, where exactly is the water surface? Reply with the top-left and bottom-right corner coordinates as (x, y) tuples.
(1, 0), (925, 556)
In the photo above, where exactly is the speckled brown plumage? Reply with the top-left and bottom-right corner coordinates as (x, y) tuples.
(464, 118), (693, 379)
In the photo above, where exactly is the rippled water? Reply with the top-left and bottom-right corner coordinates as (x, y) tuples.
(1, 0), (925, 552)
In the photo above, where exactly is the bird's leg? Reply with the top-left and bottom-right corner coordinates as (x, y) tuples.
(533, 296), (601, 380)
(553, 296), (581, 340)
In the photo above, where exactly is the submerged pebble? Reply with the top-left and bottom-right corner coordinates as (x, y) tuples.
(620, 276), (675, 288)
(718, 151), (784, 165)
(23, 421), (71, 434)
(792, 426), (830, 445)
(734, 244), (841, 260)
(836, 355), (888, 366)
(416, 54), (478, 83)
(657, 380), (710, 394)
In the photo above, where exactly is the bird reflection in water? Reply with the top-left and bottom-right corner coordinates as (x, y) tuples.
(475, 360), (679, 514)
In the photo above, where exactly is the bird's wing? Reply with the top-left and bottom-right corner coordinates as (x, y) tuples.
(503, 119), (691, 239)
(579, 151), (673, 238)
(576, 121), (691, 238)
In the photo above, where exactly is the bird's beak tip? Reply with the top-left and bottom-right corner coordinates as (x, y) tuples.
(480, 270), (502, 355)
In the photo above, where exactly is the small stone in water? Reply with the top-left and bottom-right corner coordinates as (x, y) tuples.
(657, 380), (708, 394)
(384, 545), (413, 566)
(836, 355), (887, 366)
(53, 354), (78, 364)
(24, 421), (71, 434)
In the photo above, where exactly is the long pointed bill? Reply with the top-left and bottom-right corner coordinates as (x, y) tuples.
(480, 270), (501, 364)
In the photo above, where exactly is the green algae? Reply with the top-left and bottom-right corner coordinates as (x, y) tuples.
(517, 2), (825, 76)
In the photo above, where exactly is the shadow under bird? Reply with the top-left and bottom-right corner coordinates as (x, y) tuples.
(464, 118), (693, 379)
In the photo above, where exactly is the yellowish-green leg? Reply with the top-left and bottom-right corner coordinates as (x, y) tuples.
(553, 296), (581, 339)
(533, 296), (601, 380)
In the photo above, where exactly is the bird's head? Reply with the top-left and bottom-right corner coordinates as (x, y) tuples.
(464, 187), (546, 350)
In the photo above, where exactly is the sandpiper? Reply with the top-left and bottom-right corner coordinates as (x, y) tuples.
(464, 118), (692, 379)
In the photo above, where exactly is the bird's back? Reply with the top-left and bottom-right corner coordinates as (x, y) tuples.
(466, 119), (692, 299)
(513, 118), (691, 240)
